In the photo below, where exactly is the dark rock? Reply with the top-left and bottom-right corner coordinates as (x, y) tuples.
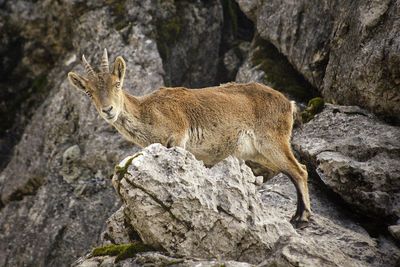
(236, 36), (318, 103)
(154, 1), (223, 88)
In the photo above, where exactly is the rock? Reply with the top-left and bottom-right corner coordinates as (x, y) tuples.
(292, 104), (400, 221)
(74, 252), (253, 267)
(154, 1), (223, 88)
(235, 0), (400, 122)
(101, 207), (139, 246)
(113, 144), (293, 264)
(61, 145), (82, 183)
(259, 172), (400, 267)
(224, 48), (242, 78)
(389, 224), (400, 242)
(235, 36), (317, 102)
(109, 144), (399, 266)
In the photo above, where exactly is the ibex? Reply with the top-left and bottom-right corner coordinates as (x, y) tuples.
(67, 49), (311, 225)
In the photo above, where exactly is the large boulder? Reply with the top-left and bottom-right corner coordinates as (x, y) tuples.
(235, 0), (400, 122)
(102, 144), (398, 266)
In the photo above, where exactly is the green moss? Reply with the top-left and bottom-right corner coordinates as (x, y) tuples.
(115, 153), (142, 181)
(307, 97), (324, 113)
(251, 37), (318, 103)
(301, 97), (325, 123)
(91, 242), (154, 262)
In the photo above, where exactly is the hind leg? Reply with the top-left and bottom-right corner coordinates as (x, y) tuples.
(281, 150), (311, 224)
(251, 148), (311, 226)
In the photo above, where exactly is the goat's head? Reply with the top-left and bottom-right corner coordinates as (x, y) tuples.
(68, 49), (126, 123)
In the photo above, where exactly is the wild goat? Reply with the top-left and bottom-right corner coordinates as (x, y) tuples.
(67, 49), (311, 225)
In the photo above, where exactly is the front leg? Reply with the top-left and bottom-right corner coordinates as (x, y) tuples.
(165, 132), (188, 149)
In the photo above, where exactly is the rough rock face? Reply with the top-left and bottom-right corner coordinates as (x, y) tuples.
(0, 1), (222, 266)
(104, 144), (398, 266)
(292, 104), (400, 222)
(75, 252), (252, 267)
(154, 1), (223, 87)
(0, 0), (74, 169)
(236, 36), (317, 102)
(292, 104), (400, 243)
(236, 0), (400, 122)
(113, 145), (287, 264)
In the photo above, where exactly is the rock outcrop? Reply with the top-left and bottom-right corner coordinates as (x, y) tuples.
(82, 144), (398, 266)
(236, 0), (400, 122)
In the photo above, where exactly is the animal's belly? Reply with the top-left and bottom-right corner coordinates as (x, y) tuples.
(185, 129), (258, 165)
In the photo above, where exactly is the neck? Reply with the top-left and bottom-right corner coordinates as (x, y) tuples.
(122, 90), (141, 116)
(112, 90), (147, 146)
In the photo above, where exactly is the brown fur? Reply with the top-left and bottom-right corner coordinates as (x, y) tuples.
(68, 50), (312, 225)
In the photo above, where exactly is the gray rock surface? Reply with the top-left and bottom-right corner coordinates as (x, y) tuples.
(292, 104), (400, 221)
(154, 1), (223, 88)
(0, 1), (222, 266)
(389, 224), (400, 242)
(235, 0), (400, 121)
(107, 144), (398, 266)
(74, 252), (252, 267)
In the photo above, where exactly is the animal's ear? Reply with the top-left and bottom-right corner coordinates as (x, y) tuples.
(68, 72), (88, 92)
(113, 56), (126, 82)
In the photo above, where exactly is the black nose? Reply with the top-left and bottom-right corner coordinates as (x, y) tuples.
(102, 106), (113, 115)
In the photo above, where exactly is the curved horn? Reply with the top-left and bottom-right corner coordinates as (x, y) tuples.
(100, 48), (109, 73)
(82, 55), (96, 79)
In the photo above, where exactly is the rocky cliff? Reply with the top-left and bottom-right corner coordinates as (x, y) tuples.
(0, 0), (399, 266)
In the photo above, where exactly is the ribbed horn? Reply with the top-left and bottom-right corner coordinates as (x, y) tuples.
(100, 48), (109, 73)
(82, 55), (96, 79)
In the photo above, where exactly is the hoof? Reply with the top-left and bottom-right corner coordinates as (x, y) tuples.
(290, 210), (312, 229)
(291, 219), (309, 229)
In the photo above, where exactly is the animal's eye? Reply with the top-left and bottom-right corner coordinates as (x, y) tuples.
(115, 82), (121, 88)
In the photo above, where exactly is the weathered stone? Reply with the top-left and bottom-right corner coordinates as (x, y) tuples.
(61, 145), (82, 183)
(74, 252), (253, 267)
(101, 207), (139, 246)
(113, 145), (293, 264)
(236, 0), (400, 122)
(154, 1), (223, 88)
(110, 144), (399, 266)
(389, 224), (400, 242)
(292, 104), (400, 221)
